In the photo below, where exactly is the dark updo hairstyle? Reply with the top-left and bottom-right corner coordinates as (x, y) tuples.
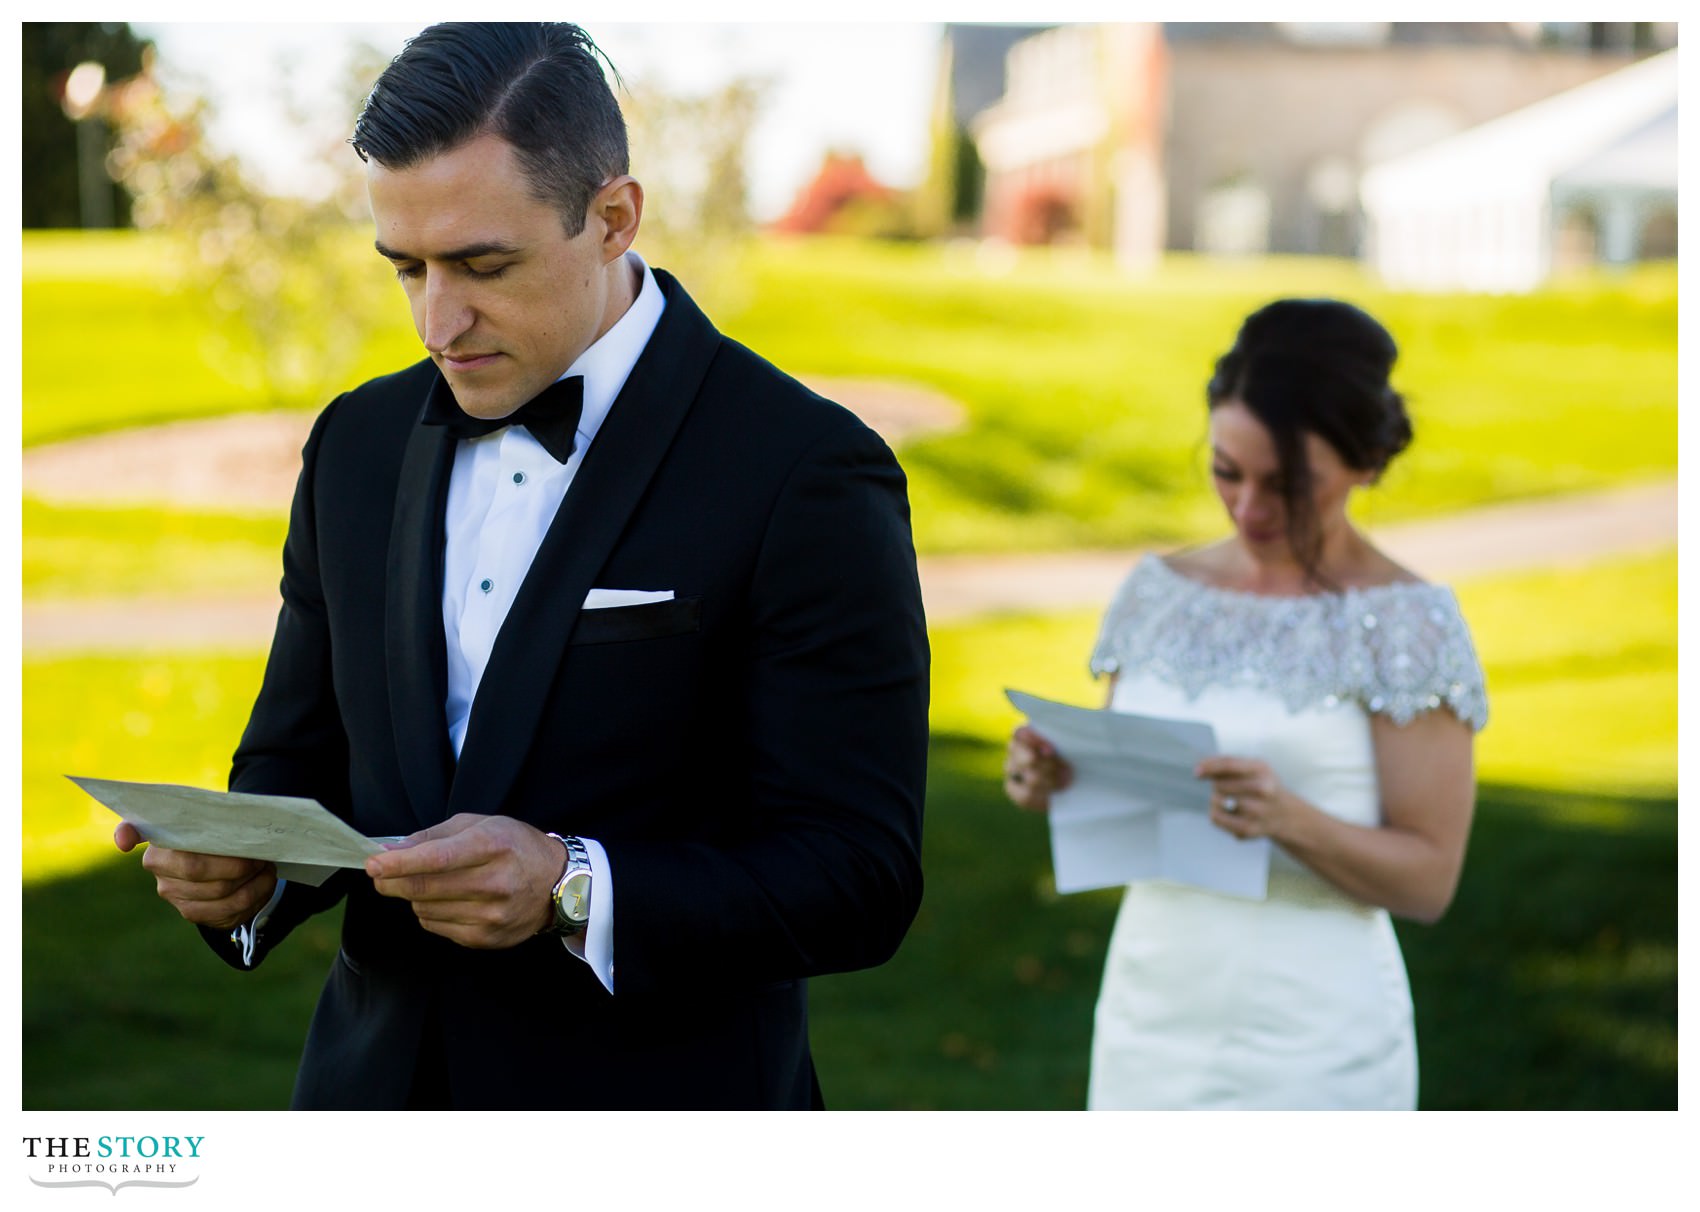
(1206, 298), (1413, 583)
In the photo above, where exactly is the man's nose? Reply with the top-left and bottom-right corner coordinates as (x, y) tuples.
(421, 272), (473, 354)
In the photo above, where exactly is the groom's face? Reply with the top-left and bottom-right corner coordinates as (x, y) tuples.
(367, 132), (618, 421)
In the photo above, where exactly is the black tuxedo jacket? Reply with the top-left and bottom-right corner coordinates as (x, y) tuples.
(212, 270), (928, 1109)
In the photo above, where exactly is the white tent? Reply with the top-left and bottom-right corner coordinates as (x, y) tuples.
(1360, 49), (1677, 292)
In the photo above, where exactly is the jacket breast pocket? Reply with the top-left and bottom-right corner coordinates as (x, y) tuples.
(568, 594), (702, 646)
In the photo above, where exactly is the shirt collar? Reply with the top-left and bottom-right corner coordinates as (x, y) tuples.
(558, 250), (666, 449)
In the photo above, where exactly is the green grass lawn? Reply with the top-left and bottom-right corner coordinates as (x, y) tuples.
(21, 550), (1675, 1109)
(812, 550), (1677, 1108)
(23, 654), (271, 885)
(21, 230), (419, 444)
(729, 240), (1675, 551)
(19, 224), (1677, 1110)
(809, 745), (1674, 1110)
(24, 231), (1675, 555)
(23, 499), (287, 599)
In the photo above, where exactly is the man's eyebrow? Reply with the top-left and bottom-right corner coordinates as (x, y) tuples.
(373, 239), (522, 261)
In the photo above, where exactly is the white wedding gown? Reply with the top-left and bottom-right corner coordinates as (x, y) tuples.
(1083, 556), (1487, 1110)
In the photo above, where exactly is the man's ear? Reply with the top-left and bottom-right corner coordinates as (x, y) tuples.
(595, 175), (643, 261)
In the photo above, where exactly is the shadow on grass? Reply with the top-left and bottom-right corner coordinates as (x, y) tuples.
(810, 735), (1677, 1110)
(23, 863), (341, 1110)
(24, 735), (1675, 1110)
(1400, 781), (1678, 1109)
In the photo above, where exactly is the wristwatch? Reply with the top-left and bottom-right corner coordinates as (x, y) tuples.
(546, 833), (592, 936)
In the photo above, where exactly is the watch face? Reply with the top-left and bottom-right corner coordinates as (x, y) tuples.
(559, 870), (592, 924)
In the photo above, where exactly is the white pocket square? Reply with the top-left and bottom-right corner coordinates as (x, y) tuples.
(582, 588), (675, 610)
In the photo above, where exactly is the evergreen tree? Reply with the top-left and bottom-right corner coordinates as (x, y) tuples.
(22, 22), (151, 228)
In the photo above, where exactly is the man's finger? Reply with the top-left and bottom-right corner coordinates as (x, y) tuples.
(114, 822), (145, 853)
(402, 813), (489, 846)
(369, 815), (493, 874)
(408, 895), (509, 927)
(367, 831), (489, 879)
(371, 871), (462, 902)
(369, 855), (495, 899)
(374, 846), (532, 903)
(410, 904), (537, 951)
(158, 875), (249, 905)
(144, 846), (263, 884)
(157, 865), (276, 927)
(158, 859), (273, 899)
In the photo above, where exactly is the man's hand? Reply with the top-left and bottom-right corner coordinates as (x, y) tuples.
(365, 814), (566, 949)
(114, 822), (279, 931)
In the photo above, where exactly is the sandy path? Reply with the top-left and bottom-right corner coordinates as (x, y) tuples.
(20, 376), (965, 512)
(20, 398), (1675, 653)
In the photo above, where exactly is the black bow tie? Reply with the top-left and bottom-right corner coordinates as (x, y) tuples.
(420, 373), (585, 464)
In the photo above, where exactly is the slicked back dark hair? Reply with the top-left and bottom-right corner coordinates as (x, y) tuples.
(1207, 299), (1412, 583)
(351, 22), (627, 236)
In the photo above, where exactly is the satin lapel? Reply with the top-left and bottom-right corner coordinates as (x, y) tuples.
(448, 272), (720, 818)
(386, 382), (458, 829)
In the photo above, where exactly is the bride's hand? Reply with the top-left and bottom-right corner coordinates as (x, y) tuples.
(1004, 725), (1073, 812)
(1195, 756), (1297, 840)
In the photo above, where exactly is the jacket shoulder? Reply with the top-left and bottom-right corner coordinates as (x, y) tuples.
(703, 336), (883, 454)
(652, 266), (878, 456)
(311, 358), (436, 448)
(336, 357), (437, 413)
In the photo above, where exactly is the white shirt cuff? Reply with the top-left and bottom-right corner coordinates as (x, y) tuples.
(558, 836), (614, 993)
(229, 878), (288, 967)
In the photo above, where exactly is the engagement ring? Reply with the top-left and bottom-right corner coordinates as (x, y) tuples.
(1222, 796), (1239, 813)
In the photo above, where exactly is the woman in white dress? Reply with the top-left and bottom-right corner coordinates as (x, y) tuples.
(1005, 299), (1487, 1110)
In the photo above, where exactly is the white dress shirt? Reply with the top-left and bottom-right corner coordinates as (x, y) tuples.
(440, 250), (663, 993)
(237, 252), (663, 994)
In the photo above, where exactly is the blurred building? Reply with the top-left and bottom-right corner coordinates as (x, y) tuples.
(1360, 49), (1677, 291)
(915, 23), (1050, 237)
(939, 21), (1676, 277)
(971, 23), (1168, 270)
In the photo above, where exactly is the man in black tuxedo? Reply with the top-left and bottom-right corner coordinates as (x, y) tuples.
(113, 22), (928, 1109)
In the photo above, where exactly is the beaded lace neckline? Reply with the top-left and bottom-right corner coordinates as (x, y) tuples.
(1089, 555), (1488, 729)
(1142, 553), (1426, 602)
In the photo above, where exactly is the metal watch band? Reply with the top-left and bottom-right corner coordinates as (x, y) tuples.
(546, 832), (592, 935)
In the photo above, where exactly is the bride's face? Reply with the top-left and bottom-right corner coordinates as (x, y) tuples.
(1208, 400), (1372, 557)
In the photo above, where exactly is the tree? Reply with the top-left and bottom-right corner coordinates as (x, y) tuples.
(620, 74), (768, 313)
(22, 21), (152, 228)
(104, 41), (395, 409)
(772, 151), (914, 240)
